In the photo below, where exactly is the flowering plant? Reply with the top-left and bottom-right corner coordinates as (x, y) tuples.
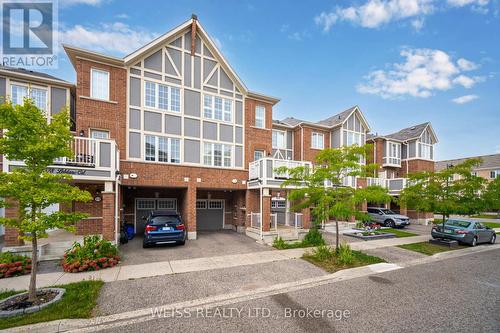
(0, 252), (32, 278)
(62, 235), (120, 273)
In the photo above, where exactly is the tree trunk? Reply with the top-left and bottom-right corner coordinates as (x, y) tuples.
(335, 217), (339, 251)
(29, 234), (38, 302)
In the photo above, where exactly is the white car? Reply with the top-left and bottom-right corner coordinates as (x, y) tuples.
(367, 207), (410, 228)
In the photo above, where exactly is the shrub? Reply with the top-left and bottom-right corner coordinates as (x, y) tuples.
(302, 228), (325, 247)
(62, 235), (120, 273)
(311, 245), (335, 261)
(272, 236), (287, 249)
(337, 243), (354, 265)
(0, 252), (31, 279)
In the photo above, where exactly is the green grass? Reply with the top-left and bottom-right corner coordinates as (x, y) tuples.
(470, 214), (500, 219)
(483, 222), (500, 229)
(303, 249), (385, 273)
(0, 280), (103, 330)
(379, 228), (418, 238)
(398, 242), (468, 256)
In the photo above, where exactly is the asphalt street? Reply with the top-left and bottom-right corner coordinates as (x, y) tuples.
(101, 247), (500, 333)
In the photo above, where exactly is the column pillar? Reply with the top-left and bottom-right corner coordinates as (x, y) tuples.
(101, 191), (115, 241)
(262, 189), (271, 232)
(301, 207), (311, 229)
(361, 200), (368, 212)
(399, 203), (407, 216)
(4, 199), (23, 246)
(245, 189), (259, 227)
(184, 185), (197, 240)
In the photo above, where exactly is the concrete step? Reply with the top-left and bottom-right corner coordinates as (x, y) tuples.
(43, 241), (78, 256)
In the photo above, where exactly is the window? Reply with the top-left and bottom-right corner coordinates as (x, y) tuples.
(491, 170), (500, 179)
(144, 81), (180, 112)
(137, 199), (155, 209)
(90, 129), (109, 139)
(419, 142), (432, 160)
(157, 199), (176, 210)
(271, 200), (286, 208)
(311, 132), (324, 149)
(203, 94), (232, 122)
(144, 135), (180, 163)
(208, 200), (223, 209)
(255, 105), (265, 128)
(471, 171), (477, 177)
(385, 141), (401, 165)
(204, 142), (232, 167)
(11, 85), (47, 111)
(196, 200), (207, 209)
(346, 132), (363, 146)
(272, 130), (286, 149)
(254, 150), (264, 161)
(91, 69), (109, 100)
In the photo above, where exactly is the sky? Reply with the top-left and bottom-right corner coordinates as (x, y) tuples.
(41, 0), (500, 160)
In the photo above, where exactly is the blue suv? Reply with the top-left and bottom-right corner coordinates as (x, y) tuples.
(142, 211), (186, 248)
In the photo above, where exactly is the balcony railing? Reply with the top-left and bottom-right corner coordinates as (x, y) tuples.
(3, 136), (119, 181)
(366, 177), (408, 194)
(248, 158), (312, 188)
(382, 156), (401, 167)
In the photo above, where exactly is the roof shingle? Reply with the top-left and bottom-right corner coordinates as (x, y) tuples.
(436, 153), (500, 171)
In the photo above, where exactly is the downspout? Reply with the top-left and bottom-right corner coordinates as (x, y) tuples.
(373, 139), (377, 177)
(300, 124), (304, 161)
(259, 186), (263, 240)
(114, 174), (120, 246)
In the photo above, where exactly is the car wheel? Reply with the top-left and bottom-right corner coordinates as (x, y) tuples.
(490, 234), (496, 244)
(471, 236), (478, 247)
(385, 220), (395, 228)
(142, 243), (149, 248)
(178, 240), (186, 245)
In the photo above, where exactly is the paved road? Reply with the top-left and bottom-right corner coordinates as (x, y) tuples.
(102, 248), (500, 333)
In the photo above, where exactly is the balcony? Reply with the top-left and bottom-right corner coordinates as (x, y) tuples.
(247, 158), (312, 189)
(366, 177), (408, 195)
(3, 137), (119, 181)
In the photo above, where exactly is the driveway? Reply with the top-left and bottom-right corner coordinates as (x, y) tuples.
(120, 230), (273, 265)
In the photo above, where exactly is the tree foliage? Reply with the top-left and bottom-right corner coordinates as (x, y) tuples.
(483, 176), (500, 217)
(278, 145), (391, 250)
(0, 99), (92, 300)
(399, 158), (485, 223)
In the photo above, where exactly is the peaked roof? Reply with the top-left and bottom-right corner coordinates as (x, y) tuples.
(0, 66), (73, 87)
(276, 106), (370, 131)
(435, 153), (500, 171)
(385, 122), (435, 142)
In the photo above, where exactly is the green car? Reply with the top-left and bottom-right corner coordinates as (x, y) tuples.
(431, 219), (496, 246)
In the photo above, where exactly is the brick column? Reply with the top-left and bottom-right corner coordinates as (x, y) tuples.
(262, 192), (271, 232)
(245, 189), (259, 227)
(101, 191), (115, 241)
(4, 199), (23, 246)
(301, 207), (311, 229)
(235, 191), (246, 227)
(183, 185), (197, 239)
(399, 203), (407, 216)
(361, 200), (368, 212)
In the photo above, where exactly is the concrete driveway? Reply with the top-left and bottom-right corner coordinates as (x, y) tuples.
(120, 230), (273, 265)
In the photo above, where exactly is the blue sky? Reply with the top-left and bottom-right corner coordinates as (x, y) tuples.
(46, 0), (499, 160)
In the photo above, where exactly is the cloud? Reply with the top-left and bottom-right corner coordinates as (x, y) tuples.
(115, 13), (129, 19)
(357, 48), (483, 98)
(315, 0), (491, 32)
(61, 0), (106, 7)
(451, 94), (479, 104)
(457, 58), (479, 71)
(60, 22), (158, 55)
(315, 0), (434, 31)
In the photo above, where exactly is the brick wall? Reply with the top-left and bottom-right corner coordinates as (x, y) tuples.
(402, 159), (435, 176)
(75, 58), (127, 150)
(300, 126), (330, 163)
(244, 98), (273, 165)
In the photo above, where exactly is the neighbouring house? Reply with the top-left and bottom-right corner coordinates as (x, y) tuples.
(435, 153), (500, 181)
(0, 15), (439, 252)
(367, 122), (438, 224)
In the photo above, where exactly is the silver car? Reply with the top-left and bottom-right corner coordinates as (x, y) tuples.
(367, 207), (410, 228)
(431, 219), (496, 246)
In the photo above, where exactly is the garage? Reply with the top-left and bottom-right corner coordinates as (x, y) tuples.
(135, 198), (177, 234)
(196, 199), (224, 231)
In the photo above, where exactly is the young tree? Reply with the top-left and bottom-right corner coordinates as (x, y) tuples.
(279, 145), (391, 250)
(399, 158), (485, 232)
(483, 177), (500, 217)
(0, 99), (92, 301)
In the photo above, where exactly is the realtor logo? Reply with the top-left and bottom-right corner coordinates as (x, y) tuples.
(1, 0), (58, 68)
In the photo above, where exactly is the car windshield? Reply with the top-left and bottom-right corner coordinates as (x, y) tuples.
(380, 209), (396, 215)
(445, 220), (471, 228)
(150, 216), (180, 225)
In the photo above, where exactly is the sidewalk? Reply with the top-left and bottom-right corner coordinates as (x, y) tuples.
(0, 234), (445, 291)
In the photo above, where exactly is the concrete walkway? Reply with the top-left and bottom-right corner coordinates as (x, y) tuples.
(0, 234), (447, 291)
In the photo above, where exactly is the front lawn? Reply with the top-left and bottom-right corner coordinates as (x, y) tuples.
(470, 214), (500, 219)
(483, 222), (500, 229)
(302, 245), (385, 273)
(0, 280), (103, 330)
(397, 242), (468, 256)
(379, 228), (418, 238)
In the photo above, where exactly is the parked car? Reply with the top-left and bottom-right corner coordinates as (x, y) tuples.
(143, 210), (186, 248)
(431, 219), (496, 246)
(367, 207), (410, 228)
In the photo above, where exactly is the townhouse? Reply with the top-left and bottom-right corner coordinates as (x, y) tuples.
(1, 15), (438, 249)
(436, 153), (500, 181)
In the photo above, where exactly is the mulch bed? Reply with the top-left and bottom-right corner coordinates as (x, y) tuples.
(0, 290), (58, 311)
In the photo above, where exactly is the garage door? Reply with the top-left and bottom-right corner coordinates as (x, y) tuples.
(196, 200), (224, 231)
(135, 198), (177, 234)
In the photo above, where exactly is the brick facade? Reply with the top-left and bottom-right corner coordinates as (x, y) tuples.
(299, 126), (330, 164)
(244, 98), (273, 163)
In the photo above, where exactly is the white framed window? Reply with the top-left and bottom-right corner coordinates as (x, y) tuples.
(90, 129), (110, 139)
(144, 81), (180, 112)
(419, 142), (432, 160)
(311, 132), (324, 149)
(196, 200), (207, 209)
(157, 199), (176, 210)
(271, 200), (286, 209)
(11, 85), (47, 111)
(272, 130), (286, 149)
(144, 135), (180, 163)
(254, 150), (265, 161)
(204, 142), (232, 167)
(491, 170), (500, 179)
(255, 105), (265, 128)
(91, 68), (109, 101)
(384, 141), (401, 165)
(137, 199), (155, 209)
(208, 200), (223, 209)
(203, 94), (232, 122)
